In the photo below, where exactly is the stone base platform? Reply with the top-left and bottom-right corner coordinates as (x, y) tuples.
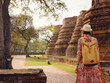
(47, 55), (110, 83)
(48, 55), (77, 65)
(47, 55), (110, 67)
(0, 69), (47, 83)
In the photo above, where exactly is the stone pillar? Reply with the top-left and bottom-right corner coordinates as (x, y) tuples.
(83, 0), (110, 61)
(45, 25), (61, 55)
(66, 10), (87, 58)
(53, 16), (77, 56)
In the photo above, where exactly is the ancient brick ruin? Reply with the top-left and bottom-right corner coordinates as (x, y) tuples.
(83, 0), (110, 61)
(0, 69), (47, 83)
(45, 25), (61, 55)
(53, 16), (77, 56)
(45, 0), (110, 82)
(66, 10), (87, 58)
(83, 1), (110, 82)
(101, 68), (110, 83)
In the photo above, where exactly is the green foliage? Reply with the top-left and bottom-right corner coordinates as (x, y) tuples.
(25, 56), (49, 66)
(11, 26), (25, 53)
(11, 14), (39, 40)
(38, 26), (53, 44)
(28, 40), (47, 52)
(11, 14), (39, 53)
(37, 40), (47, 51)
(10, 14), (33, 30)
(28, 41), (39, 52)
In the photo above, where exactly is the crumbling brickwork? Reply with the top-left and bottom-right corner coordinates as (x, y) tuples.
(66, 10), (86, 58)
(0, 69), (47, 83)
(83, 0), (110, 61)
(45, 25), (61, 55)
(53, 16), (77, 56)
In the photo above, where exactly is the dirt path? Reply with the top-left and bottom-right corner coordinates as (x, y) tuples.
(12, 56), (76, 83)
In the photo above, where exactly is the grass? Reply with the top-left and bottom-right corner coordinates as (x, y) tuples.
(50, 60), (76, 76)
(12, 55), (26, 56)
(25, 55), (49, 66)
(25, 55), (76, 76)
(47, 55), (67, 58)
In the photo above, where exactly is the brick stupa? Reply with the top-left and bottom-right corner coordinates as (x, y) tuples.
(53, 16), (77, 56)
(66, 10), (87, 58)
(83, 0), (110, 61)
(45, 25), (61, 55)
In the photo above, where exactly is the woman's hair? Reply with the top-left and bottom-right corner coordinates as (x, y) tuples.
(83, 31), (91, 35)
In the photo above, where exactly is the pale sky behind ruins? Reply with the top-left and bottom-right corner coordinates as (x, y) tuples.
(10, 0), (92, 28)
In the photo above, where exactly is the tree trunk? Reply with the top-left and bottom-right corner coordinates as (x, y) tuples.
(0, 0), (7, 69)
(24, 40), (30, 57)
(2, 0), (12, 69)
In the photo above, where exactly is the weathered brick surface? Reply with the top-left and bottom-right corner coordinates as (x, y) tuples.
(48, 56), (110, 67)
(0, 69), (47, 83)
(53, 16), (77, 56)
(83, 0), (110, 61)
(66, 10), (86, 58)
(45, 25), (61, 55)
(100, 61), (110, 67)
(101, 67), (110, 83)
(48, 56), (77, 65)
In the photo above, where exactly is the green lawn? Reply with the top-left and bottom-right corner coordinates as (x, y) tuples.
(12, 55), (26, 56)
(25, 55), (50, 66)
(25, 55), (76, 76)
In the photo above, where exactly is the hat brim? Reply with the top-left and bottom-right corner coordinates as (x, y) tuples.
(81, 28), (92, 32)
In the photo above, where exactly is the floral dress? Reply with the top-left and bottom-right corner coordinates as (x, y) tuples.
(76, 34), (102, 83)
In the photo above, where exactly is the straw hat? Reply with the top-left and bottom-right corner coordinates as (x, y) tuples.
(81, 24), (92, 32)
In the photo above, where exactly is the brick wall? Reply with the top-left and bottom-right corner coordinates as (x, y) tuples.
(48, 55), (110, 67)
(48, 55), (77, 65)
(101, 68), (110, 83)
(0, 69), (47, 83)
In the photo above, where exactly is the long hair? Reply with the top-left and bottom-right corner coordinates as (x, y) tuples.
(83, 31), (91, 35)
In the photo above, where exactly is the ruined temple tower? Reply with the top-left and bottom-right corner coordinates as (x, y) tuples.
(66, 10), (87, 58)
(83, 0), (110, 60)
(45, 25), (61, 55)
(53, 16), (77, 56)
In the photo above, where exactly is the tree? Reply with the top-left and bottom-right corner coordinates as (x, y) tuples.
(0, 0), (13, 69)
(0, 0), (6, 69)
(28, 40), (47, 52)
(11, 30), (25, 54)
(28, 41), (39, 52)
(11, 15), (39, 57)
(38, 26), (53, 45)
(0, 0), (67, 69)
(19, 26), (39, 57)
(37, 40), (47, 51)
(9, 0), (67, 21)
(0, 0), (12, 69)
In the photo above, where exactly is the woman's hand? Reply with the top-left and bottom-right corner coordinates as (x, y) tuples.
(75, 65), (79, 74)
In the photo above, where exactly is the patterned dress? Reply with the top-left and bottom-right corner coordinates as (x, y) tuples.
(76, 34), (102, 83)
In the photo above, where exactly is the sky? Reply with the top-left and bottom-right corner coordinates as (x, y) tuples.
(10, 0), (92, 28)
(33, 0), (91, 28)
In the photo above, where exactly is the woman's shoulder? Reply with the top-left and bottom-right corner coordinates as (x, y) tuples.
(78, 37), (82, 43)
